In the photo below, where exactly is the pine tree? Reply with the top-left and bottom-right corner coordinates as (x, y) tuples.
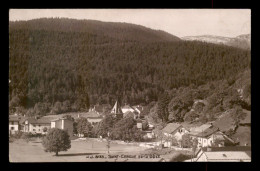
(157, 92), (170, 123)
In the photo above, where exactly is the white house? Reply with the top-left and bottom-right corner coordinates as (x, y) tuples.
(87, 117), (103, 126)
(188, 124), (233, 148)
(161, 123), (189, 147)
(121, 104), (135, 114)
(9, 115), (20, 135)
(51, 117), (74, 138)
(132, 105), (143, 114)
(21, 117), (51, 134)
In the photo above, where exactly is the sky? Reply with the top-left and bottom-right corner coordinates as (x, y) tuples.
(9, 9), (251, 37)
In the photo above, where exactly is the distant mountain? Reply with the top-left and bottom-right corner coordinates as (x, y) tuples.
(182, 34), (251, 50)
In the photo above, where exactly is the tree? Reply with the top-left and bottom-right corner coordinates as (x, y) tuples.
(76, 118), (92, 137)
(61, 100), (71, 113)
(52, 101), (62, 114)
(43, 127), (48, 133)
(157, 92), (170, 123)
(230, 105), (247, 125)
(142, 120), (149, 130)
(192, 138), (198, 157)
(42, 128), (71, 156)
(34, 102), (50, 116)
(181, 134), (192, 148)
(95, 114), (116, 138)
(171, 136), (179, 146)
(168, 88), (194, 122)
(111, 117), (143, 142)
(63, 115), (75, 122)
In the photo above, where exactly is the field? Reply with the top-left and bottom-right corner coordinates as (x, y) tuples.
(9, 138), (159, 162)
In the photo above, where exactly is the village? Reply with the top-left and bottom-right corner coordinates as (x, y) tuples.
(9, 100), (251, 162)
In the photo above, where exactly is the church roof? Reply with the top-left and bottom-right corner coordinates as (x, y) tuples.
(111, 101), (123, 114)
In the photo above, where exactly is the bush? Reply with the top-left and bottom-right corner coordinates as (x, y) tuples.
(10, 131), (23, 139)
(21, 132), (32, 142)
(170, 152), (191, 162)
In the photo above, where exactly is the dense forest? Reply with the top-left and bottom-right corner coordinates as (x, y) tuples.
(9, 18), (251, 116)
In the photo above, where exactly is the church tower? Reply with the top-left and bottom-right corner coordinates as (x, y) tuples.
(111, 100), (123, 119)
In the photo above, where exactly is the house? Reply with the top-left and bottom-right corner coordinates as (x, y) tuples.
(194, 146), (251, 162)
(22, 116), (52, 134)
(142, 130), (155, 139)
(91, 104), (112, 115)
(111, 101), (123, 119)
(136, 119), (143, 129)
(123, 111), (139, 119)
(132, 105), (143, 114)
(188, 123), (234, 148)
(162, 123), (189, 147)
(121, 104), (135, 114)
(9, 115), (20, 135)
(51, 117), (74, 138)
(87, 117), (103, 126)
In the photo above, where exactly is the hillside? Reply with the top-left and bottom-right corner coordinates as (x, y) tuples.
(9, 18), (251, 116)
(9, 18), (181, 42)
(182, 34), (251, 50)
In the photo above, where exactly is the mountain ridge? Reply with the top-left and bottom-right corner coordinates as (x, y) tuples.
(182, 34), (251, 50)
(9, 18), (181, 42)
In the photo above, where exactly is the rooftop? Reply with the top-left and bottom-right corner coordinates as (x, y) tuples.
(189, 124), (219, 137)
(45, 111), (100, 120)
(122, 105), (134, 109)
(26, 117), (53, 124)
(162, 123), (182, 134)
(9, 115), (22, 122)
(203, 151), (251, 161)
(51, 117), (74, 122)
(201, 146), (251, 152)
(87, 117), (103, 119)
(190, 124), (213, 133)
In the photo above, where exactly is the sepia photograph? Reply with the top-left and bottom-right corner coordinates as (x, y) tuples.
(9, 9), (251, 162)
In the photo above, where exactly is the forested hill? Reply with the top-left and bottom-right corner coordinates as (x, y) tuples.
(9, 18), (181, 42)
(9, 18), (251, 116)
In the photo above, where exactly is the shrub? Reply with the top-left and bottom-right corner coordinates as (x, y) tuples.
(10, 131), (23, 139)
(21, 132), (32, 142)
(170, 152), (191, 162)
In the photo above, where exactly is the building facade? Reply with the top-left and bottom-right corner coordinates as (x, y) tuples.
(9, 116), (20, 135)
(22, 117), (52, 134)
(51, 118), (74, 138)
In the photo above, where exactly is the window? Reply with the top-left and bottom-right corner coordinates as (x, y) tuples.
(39, 125), (41, 127)
(38, 129), (41, 131)
(33, 129), (36, 131)
(11, 127), (14, 130)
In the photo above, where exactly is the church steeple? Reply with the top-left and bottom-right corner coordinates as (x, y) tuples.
(111, 100), (123, 119)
